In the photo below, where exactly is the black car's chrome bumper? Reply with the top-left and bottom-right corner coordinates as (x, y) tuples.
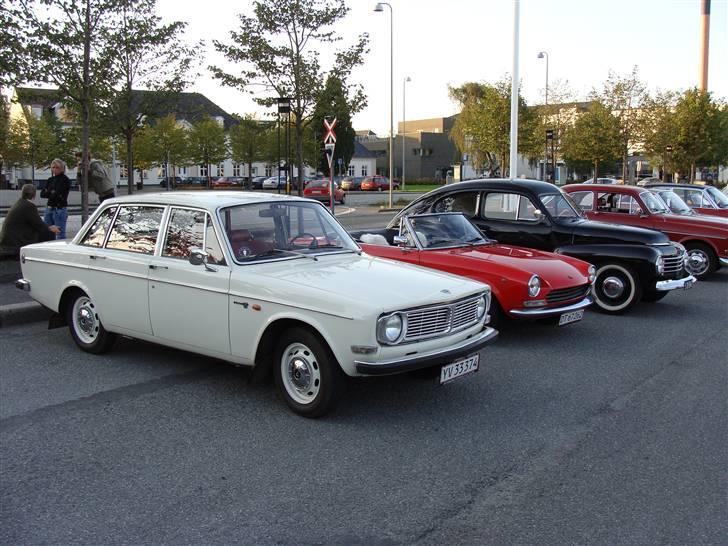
(655, 275), (696, 291)
(508, 296), (593, 318)
(355, 326), (499, 376)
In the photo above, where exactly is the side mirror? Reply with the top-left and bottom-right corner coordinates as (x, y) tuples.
(393, 234), (408, 247)
(189, 248), (208, 266)
(533, 209), (546, 222)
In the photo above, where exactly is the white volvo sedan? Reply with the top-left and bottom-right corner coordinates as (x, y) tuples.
(16, 192), (498, 417)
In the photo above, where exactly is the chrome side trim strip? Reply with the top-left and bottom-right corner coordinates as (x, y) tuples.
(509, 296), (593, 317)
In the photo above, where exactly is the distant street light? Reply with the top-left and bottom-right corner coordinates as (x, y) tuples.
(402, 76), (411, 191)
(537, 50), (549, 182)
(374, 1), (394, 208)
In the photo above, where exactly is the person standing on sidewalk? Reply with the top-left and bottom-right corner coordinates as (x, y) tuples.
(41, 158), (71, 239)
(0, 184), (60, 257)
(75, 152), (115, 203)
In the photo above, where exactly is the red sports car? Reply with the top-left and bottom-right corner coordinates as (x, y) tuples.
(354, 212), (595, 327)
(303, 179), (346, 205)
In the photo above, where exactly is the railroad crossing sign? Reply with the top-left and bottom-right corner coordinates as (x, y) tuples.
(324, 117), (337, 144)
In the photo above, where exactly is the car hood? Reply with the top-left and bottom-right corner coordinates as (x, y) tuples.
(566, 218), (669, 245)
(435, 244), (590, 286)
(231, 252), (488, 318)
(657, 212), (728, 230)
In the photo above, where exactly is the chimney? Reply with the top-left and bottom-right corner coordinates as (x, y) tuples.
(699, 0), (710, 91)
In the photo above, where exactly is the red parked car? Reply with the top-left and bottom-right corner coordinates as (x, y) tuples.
(644, 183), (728, 218)
(360, 175), (399, 192)
(303, 179), (346, 205)
(564, 184), (728, 279)
(354, 212), (595, 327)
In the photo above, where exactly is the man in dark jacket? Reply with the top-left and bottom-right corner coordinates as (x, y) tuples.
(0, 184), (60, 257)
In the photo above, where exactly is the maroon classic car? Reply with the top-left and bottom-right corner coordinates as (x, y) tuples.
(564, 184), (728, 279)
(644, 183), (728, 218)
(353, 212), (595, 327)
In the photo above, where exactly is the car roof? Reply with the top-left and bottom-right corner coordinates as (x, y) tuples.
(437, 178), (564, 194)
(103, 190), (310, 209)
(644, 183), (710, 190)
(564, 184), (641, 192)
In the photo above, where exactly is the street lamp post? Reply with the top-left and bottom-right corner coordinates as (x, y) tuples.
(374, 2), (394, 208)
(402, 76), (411, 190)
(537, 51), (549, 182)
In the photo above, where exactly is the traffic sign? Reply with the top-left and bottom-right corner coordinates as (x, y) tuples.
(324, 118), (337, 144)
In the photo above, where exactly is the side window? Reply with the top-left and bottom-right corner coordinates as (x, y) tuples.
(516, 195), (540, 221)
(569, 191), (595, 211)
(204, 219), (227, 266)
(608, 194), (640, 214)
(685, 189), (711, 208)
(106, 206), (164, 254)
(80, 206), (117, 247)
(482, 192), (519, 221)
(432, 192), (478, 215)
(163, 208), (205, 259)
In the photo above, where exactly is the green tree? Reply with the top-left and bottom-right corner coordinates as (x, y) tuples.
(449, 77), (539, 177)
(18, 0), (118, 221)
(147, 114), (189, 187)
(561, 101), (621, 179)
(672, 89), (728, 182)
(187, 118), (228, 188)
(229, 115), (269, 184)
(310, 75), (356, 176)
(640, 91), (679, 181)
(211, 0), (369, 195)
(0, 0), (30, 86)
(98, 0), (199, 196)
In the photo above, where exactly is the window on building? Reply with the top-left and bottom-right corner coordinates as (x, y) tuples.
(179, 166), (186, 175)
(413, 148), (420, 156)
(120, 166), (128, 179)
(233, 163), (241, 177)
(251, 166), (257, 175)
(361, 165), (368, 176)
(217, 163), (224, 176)
(265, 165), (273, 177)
(200, 165), (208, 177)
(348, 165), (355, 176)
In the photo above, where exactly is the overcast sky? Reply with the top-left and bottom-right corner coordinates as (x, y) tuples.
(159, 0), (727, 135)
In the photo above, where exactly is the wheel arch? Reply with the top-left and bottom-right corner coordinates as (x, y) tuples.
(254, 318), (336, 376)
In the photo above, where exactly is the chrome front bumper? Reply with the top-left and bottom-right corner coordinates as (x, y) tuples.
(15, 279), (30, 292)
(719, 257), (728, 266)
(655, 275), (697, 291)
(508, 296), (593, 318)
(355, 326), (499, 375)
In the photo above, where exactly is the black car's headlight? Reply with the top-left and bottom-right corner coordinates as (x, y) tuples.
(588, 265), (596, 284)
(377, 313), (405, 345)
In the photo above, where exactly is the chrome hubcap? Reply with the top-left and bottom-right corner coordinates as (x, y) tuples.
(281, 343), (321, 405)
(686, 250), (708, 276)
(73, 297), (98, 344)
(603, 276), (625, 299)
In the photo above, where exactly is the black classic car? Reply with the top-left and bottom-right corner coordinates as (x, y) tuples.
(389, 179), (696, 314)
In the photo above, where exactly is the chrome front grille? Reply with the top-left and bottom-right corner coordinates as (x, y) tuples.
(403, 294), (484, 342)
(546, 284), (591, 304)
(663, 251), (685, 276)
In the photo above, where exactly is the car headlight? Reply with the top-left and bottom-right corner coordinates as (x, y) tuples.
(656, 255), (665, 275)
(528, 275), (541, 297)
(476, 294), (488, 320)
(377, 313), (404, 344)
(588, 265), (596, 284)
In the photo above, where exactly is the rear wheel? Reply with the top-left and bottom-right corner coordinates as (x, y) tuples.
(591, 263), (642, 314)
(274, 327), (344, 418)
(66, 291), (117, 353)
(684, 242), (717, 279)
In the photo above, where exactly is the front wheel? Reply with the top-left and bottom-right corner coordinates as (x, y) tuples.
(66, 291), (117, 353)
(684, 242), (717, 279)
(591, 263), (642, 315)
(274, 327), (344, 418)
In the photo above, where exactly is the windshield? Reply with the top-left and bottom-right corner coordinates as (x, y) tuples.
(705, 186), (728, 208)
(403, 213), (488, 249)
(219, 201), (358, 262)
(655, 190), (693, 215)
(640, 191), (670, 213)
(540, 192), (581, 219)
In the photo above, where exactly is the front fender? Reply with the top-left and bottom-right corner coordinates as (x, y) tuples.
(555, 244), (660, 281)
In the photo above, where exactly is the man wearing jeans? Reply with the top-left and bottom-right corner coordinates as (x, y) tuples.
(42, 158), (71, 239)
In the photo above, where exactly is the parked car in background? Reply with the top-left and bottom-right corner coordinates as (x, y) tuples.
(262, 176), (284, 189)
(650, 188), (700, 217)
(341, 176), (364, 191)
(303, 179), (346, 205)
(636, 177), (662, 187)
(159, 176), (184, 188)
(582, 177), (621, 185)
(353, 212), (595, 327)
(15, 192), (497, 417)
(211, 176), (250, 189)
(390, 179), (694, 314)
(564, 183), (728, 279)
(251, 176), (267, 189)
(644, 182), (728, 218)
(361, 175), (399, 192)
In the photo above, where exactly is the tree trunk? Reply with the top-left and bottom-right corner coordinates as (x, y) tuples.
(296, 117), (304, 197)
(594, 160), (599, 181)
(80, 0), (92, 224)
(126, 133), (134, 194)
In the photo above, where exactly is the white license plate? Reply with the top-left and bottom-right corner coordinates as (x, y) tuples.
(440, 354), (479, 385)
(558, 309), (584, 326)
(683, 279), (693, 290)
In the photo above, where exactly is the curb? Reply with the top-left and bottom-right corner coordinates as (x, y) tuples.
(0, 301), (51, 328)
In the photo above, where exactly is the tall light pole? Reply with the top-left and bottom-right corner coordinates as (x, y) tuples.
(509, 0), (520, 179)
(374, 2), (393, 208)
(537, 51), (549, 182)
(402, 76), (411, 190)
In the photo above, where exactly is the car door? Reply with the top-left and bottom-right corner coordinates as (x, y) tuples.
(78, 204), (162, 335)
(148, 207), (232, 356)
(592, 191), (654, 230)
(474, 191), (554, 250)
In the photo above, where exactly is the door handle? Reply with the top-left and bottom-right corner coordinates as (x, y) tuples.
(149, 264), (169, 270)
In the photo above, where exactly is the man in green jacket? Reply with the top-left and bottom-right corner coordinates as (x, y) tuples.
(75, 152), (116, 202)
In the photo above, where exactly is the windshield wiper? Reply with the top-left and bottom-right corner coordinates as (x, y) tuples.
(253, 248), (318, 261)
